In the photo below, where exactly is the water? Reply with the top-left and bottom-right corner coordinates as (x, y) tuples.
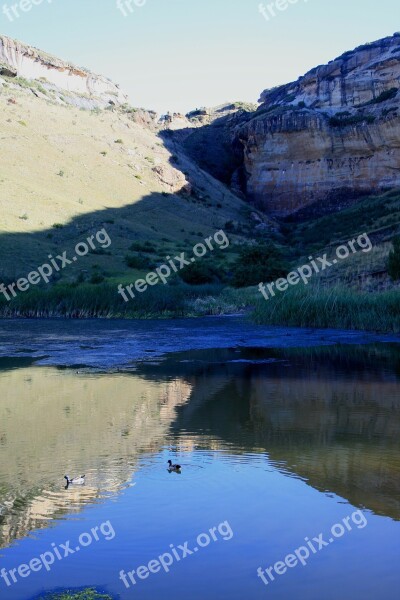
(0, 318), (399, 599)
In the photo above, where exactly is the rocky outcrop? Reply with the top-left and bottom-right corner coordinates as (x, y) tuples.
(0, 34), (128, 108)
(166, 104), (256, 188)
(236, 33), (400, 217)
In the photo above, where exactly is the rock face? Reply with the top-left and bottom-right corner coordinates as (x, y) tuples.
(167, 104), (256, 190)
(0, 34), (128, 108)
(237, 34), (400, 217)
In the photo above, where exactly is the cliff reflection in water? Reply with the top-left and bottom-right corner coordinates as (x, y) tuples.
(1, 342), (400, 552)
(0, 362), (192, 549)
(143, 344), (400, 520)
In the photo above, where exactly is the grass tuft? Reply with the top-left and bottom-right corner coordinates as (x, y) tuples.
(252, 284), (400, 333)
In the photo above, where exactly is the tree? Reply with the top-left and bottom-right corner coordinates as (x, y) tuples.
(232, 244), (288, 288)
(388, 235), (400, 281)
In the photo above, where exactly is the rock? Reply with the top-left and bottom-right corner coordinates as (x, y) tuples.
(151, 163), (190, 194)
(0, 34), (128, 109)
(0, 61), (17, 77)
(236, 33), (400, 217)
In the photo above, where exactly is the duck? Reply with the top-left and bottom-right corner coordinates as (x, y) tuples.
(167, 460), (181, 472)
(64, 475), (85, 486)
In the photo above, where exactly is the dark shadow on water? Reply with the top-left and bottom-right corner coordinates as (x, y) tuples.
(0, 356), (41, 372)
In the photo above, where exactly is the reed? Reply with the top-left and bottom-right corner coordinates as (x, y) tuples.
(252, 284), (400, 333)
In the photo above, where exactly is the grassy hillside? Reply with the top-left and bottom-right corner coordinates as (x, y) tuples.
(282, 190), (400, 290)
(0, 80), (272, 288)
(1, 74), (399, 330)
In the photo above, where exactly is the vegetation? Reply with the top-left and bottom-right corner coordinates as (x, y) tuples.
(287, 190), (400, 254)
(0, 281), (232, 318)
(329, 114), (375, 127)
(252, 285), (400, 333)
(179, 262), (218, 284)
(231, 244), (288, 288)
(357, 87), (398, 107)
(33, 588), (114, 600)
(125, 254), (155, 269)
(374, 87), (398, 103)
(388, 235), (400, 281)
(129, 241), (157, 253)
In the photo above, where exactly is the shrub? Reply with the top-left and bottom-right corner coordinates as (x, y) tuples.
(357, 88), (398, 108)
(125, 254), (153, 270)
(374, 88), (398, 103)
(179, 262), (219, 285)
(329, 114), (375, 127)
(231, 243), (288, 288)
(388, 235), (400, 281)
(224, 220), (235, 232)
(129, 241), (156, 253)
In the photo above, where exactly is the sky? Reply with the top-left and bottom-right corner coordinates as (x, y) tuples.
(0, 0), (399, 114)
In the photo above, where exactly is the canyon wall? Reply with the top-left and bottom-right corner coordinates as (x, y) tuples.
(236, 34), (400, 217)
(0, 34), (128, 108)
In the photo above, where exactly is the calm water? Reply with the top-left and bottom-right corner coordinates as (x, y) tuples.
(0, 319), (400, 599)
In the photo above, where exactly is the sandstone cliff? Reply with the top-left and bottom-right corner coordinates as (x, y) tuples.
(237, 33), (400, 217)
(0, 34), (128, 109)
(172, 34), (400, 218)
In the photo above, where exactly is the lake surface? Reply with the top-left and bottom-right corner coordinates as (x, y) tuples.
(0, 318), (399, 599)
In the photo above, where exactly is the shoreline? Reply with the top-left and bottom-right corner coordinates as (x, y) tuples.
(0, 316), (399, 371)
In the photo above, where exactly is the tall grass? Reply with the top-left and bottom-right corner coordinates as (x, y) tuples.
(1, 281), (398, 333)
(252, 284), (400, 333)
(0, 283), (226, 319)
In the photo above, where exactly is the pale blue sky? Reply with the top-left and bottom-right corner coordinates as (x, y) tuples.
(1, 0), (398, 113)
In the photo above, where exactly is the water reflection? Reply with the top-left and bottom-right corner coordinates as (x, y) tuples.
(139, 345), (400, 520)
(0, 364), (191, 548)
(1, 342), (400, 554)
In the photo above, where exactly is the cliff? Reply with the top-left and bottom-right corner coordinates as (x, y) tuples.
(237, 33), (400, 217)
(0, 34), (128, 108)
(171, 34), (400, 219)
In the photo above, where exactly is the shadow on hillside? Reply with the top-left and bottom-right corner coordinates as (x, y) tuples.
(0, 186), (239, 283)
(159, 114), (247, 188)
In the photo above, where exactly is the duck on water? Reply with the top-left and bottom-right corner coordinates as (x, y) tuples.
(167, 460), (181, 473)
